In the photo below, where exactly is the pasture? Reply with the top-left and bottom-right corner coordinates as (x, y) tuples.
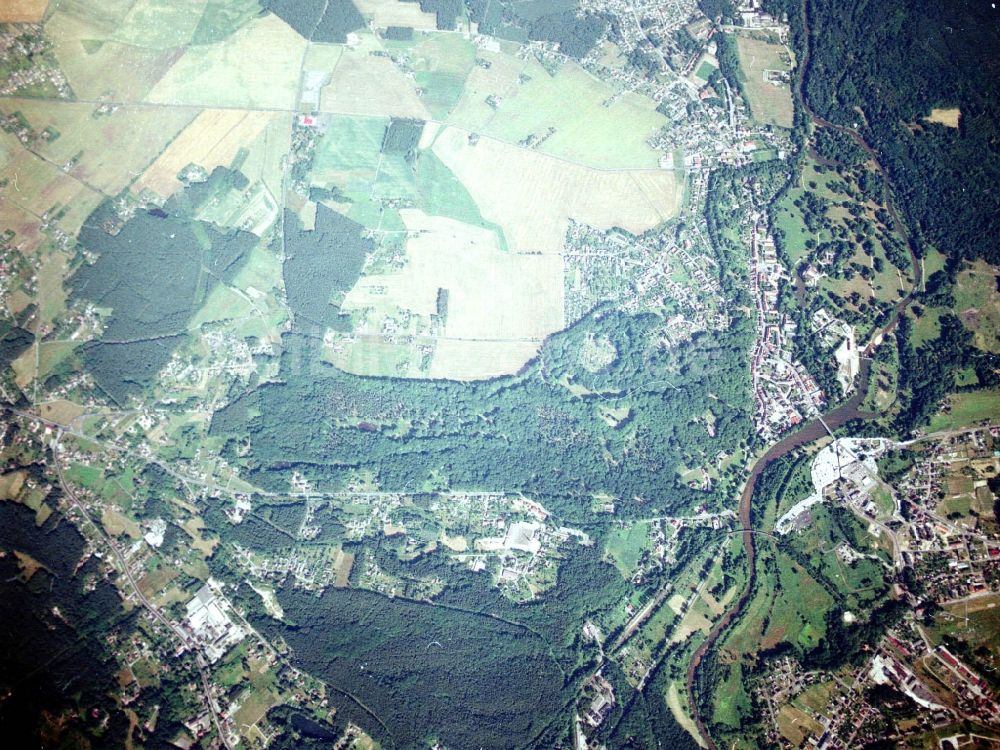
(405, 33), (477, 119)
(320, 33), (430, 119)
(734, 33), (795, 129)
(955, 259), (1000, 353)
(928, 388), (1000, 432)
(45, 8), (186, 101)
(604, 521), (652, 577)
(111, 0), (207, 50)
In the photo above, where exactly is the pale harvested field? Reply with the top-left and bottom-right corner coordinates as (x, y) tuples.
(355, 0), (438, 30)
(666, 683), (706, 748)
(334, 550), (354, 587)
(343, 209), (563, 339)
(183, 517), (219, 558)
(340, 210), (563, 379)
(3, 99), (197, 195)
(0, 0), (49, 22)
(777, 704), (824, 747)
(0, 471), (26, 500)
(102, 508), (142, 538)
(38, 399), (86, 425)
(11, 348), (37, 389)
(945, 592), (1000, 614)
(926, 107), (961, 128)
(46, 10), (184, 101)
(432, 126), (679, 254)
(735, 34), (795, 129)
(429, 338), (542, 379)
(440, 533), (468, 552)
(146, 15), (305, 109)
(670, 607), (713, 644)
(320, 35), (430, 119)
(133, 109), (276, 199)
(0, 201), (44, 255)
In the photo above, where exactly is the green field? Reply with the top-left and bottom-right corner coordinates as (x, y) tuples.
(928, 388), (1000, 431)
(604, 521), (652, 577)
(405, 34), (477, 119)
(448, 49), (668, 168)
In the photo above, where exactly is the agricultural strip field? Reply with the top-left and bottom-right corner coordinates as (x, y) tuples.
(0, 143), (103, 235)
(132, 109), (277, 199)
(2, 99), (198, 196)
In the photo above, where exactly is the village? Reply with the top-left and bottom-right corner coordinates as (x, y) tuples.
(759, 426), (1000, 748)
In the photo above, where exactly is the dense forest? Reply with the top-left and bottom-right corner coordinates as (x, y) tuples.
(256, 586), (566, 749)
(0, 502), (127, 748)
(264, 0), (364, 42)
(0, 322), (32, 371)
(211, 307), (753, 522)
(282, 204), (373, 331)
(465, 0), (610, 59)
(70, 172), (258, 403)
(791, 0), (1000, 265)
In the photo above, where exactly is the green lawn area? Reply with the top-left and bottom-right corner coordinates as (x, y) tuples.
(695, 60), (716, 80)
(928, 388), (1000, 431)
(65, 463), (103, 489)
(923, 247), (948, 280)
(712, 661), (752, 730)
(910, 306), (945, 347)
(604, 521), (652, 577)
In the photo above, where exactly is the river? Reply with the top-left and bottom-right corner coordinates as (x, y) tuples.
(683, 0), (924, 745)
